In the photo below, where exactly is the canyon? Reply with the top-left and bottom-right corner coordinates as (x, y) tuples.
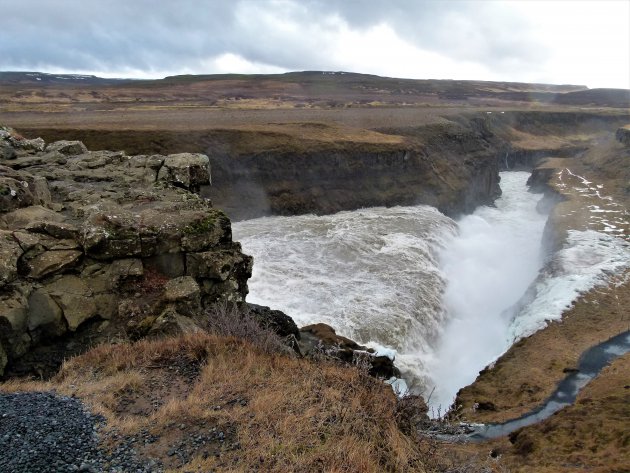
(1, 71), (629, 471)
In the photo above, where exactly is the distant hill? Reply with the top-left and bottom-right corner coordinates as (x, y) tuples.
(1, 70), (628, 109)
(0, 71), (133, 86)
(154, 70), (588, 97)
(553, 88), (630, 107)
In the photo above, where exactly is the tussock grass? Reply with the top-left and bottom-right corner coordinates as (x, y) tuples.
(2, 333), (433, 472)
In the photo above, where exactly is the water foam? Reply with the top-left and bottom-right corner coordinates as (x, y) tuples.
(233, 170), (630, 411)
(507, 229), (630, 340)
(233, 204), (457, 388)
(425, 172), (548, 410)
(427, 172), (630, 412)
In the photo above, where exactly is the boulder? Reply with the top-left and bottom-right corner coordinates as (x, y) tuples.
(164, 276), (200, 301)
(112, 257), (143, 276)
(299, 323), (400, 379)
(247, 303), (300, 339)
(23, 249), (82, 279)
(186, 249), (249, 281)
(300, 323), (365, 351)
(127, 155), (164, 184)
(0, 231), (22, 288)
(44, 276), (97, 331)
(1, 206), (63, 229)
(27, 289), (66, 338)
(80, 211), (142, 260)
(45, 140), (88, 156)
(369, 355), (401, 379)
(163, 276), (201, 316)
(179, 210), (232, 252)
(157, 153), (210, 191)
(148, 308), (202, 338)
(26, 221), (79, 240)
(0, 173), (50, 212)
(12, 137), (46, 153)
(200, 278), (244, 303)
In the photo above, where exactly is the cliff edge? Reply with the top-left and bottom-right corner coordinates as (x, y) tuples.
(0, 128), (252, 378)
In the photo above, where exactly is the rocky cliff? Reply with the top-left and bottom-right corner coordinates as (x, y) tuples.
(201, 122), (501, 220)
(18, 111), (629, 223)
(0, 127), (403, 379)
(192, 111), (629, 220)
(0, 128), (253, 377)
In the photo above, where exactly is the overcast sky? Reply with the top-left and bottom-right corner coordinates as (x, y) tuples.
(1, 0), (629, 88)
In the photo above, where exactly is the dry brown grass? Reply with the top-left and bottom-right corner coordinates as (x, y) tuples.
(493, 353), (630, 473)
(1, 333), (436, 472)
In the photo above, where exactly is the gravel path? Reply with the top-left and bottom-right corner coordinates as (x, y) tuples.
(0, 392), (161, 473)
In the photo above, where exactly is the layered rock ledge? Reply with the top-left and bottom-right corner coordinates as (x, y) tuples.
(0, 127), (402, 380)
(0, 128), (252, 377)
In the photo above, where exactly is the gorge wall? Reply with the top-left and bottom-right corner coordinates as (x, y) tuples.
(20, 111), (629, 222)
(201, 122), (501, 220)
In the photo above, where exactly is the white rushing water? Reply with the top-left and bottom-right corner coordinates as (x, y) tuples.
(425, 172), (548, 410)
(233, 203), (457, 387)
(233, 171), (630, 409)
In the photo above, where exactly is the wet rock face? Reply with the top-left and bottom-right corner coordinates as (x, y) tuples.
(299, 323), (401, 379)
(0, 127), (252, 378)
(616, 126), (630, 146)
(202, 122), (501, 220)
(246, 303), (300, 339)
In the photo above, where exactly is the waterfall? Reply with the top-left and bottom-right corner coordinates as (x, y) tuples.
(233, 171), (630, 406)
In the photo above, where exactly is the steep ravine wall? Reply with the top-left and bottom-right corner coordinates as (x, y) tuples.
(21, 111), (628, 221)
(202, 119), (507, 220)
(451, 123), (630, 425)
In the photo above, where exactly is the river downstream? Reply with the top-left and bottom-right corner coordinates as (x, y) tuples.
(233, 171), (630, 413)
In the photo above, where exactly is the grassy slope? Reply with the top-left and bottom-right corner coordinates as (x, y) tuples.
(1, 333), (430, 472)
(498, 353), (630, 473)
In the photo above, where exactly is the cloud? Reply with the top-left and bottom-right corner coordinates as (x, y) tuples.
(0, 0), (628, 88)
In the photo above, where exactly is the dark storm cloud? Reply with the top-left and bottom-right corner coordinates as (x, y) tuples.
(1, 0), (239, 71)
(0, 0), (542, 76)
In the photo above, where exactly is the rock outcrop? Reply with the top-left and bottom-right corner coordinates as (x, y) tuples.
(299, 323), (401, 379)
(616, 126), (630, 146)
(0, 127), (252, 377)
(0, 126), (406, 380)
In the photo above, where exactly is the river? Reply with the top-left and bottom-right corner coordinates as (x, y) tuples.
(233, 171), (630, 413)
